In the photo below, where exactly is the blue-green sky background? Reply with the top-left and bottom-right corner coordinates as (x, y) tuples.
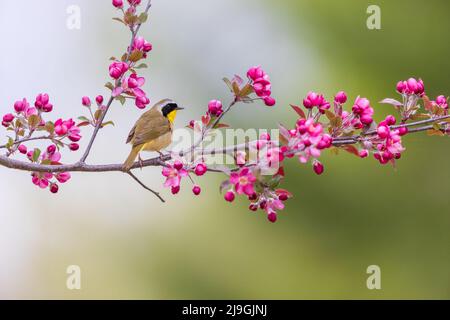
(0, 0), (449, 299)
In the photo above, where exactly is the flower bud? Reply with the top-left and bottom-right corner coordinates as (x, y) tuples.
(194, 163), (207, 176)
(334, 91), (347, 104)
(208, 100), (223, 116)
(385, 115), (396, 126)
(14, 99), (28, 113)
(3, 113), (14, 123)
(174, 160), (184, 171)
(96, 95), (104, 106)
(171, 186), (180, 195)
(268, 212), (277, 223)
(192, 185), (201, 196)
(264, 96), (276, 107)
(396, 81), (406, 94)
(359, 150), (369, 158)
(224, 191), (235, 202)
(112, 0), (123, 8)
(313, 161), (324, 175)
(377, 125), (390, 139)
(247, 66), (265, 81)
(69, 143), (80, 151)
(47, 144), (57, 155)
(50, 183), (59, 194)
(398, 127), (408, 136)
(18, 144), (27, 154)
(82, 96), (91, 107)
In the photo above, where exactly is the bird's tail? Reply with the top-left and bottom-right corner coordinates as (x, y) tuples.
(123, 145), (142, 171)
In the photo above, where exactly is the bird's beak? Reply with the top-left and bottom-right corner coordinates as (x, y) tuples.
(176, 107), (184, 111)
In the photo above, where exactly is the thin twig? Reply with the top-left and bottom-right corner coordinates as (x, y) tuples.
(79, 0), (153, 163)
(0, 135), (52, 149)
(128, 171), (165, 203)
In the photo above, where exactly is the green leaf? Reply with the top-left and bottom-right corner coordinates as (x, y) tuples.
(238, 83), (254, 97)
(101, 121), (115, 128)
(112, 17), (125, 24)
(115, 95), (126, 106)
(6, 137), (14, 149)
(105, 82), (115, 91)
(78, 116), (90, 122)
(32, 149), (41, 162)
(134, 63), (148, 69)
(129, 50), (144, 63)
(94, 109), (103, 120)
(28, 115), (40, 128)
(223, 78), (233, 92)
(45, 121), (55, 135)
(138, 12), (148, 24)
(41, 159), (52, 165)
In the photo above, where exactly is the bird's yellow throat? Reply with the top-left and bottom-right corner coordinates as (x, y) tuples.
(167, 110), (178, 124)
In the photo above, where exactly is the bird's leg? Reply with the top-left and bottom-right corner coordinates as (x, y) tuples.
(138, 154), (144, 170)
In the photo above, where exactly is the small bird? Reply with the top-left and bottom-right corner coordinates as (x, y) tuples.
(123, 99), (183, 171)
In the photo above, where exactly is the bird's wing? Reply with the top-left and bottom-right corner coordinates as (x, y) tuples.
(132, 109), (171, 147)
(126, 124), (137, 144)
(126, 105), (160, 144)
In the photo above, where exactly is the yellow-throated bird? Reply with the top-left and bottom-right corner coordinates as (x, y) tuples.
(123, 99), (183, 171)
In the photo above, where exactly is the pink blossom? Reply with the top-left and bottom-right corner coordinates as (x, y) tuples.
(247, 66), (266, 81)
(132, 36), (152, 55)
(14, 98), (29, 113)
(32, 172), (53, 189)
(109, 61), (129, 80)
(351, 97), (374, 126)
(35, 93), (53, 113)
(287, 118), (332, 164)
(208, 100), (223, 116)
(194, 163), (208, 176)
(303, 92), (330, 113)
(112, 0), (123, 8)
(56, 172), (71, 184)
(3, 113), (14, 123)
(113, 73), (150, 109)
(334, 91), (348, 104)
(229, 168), (257, 196)
(372, 116), (405, 165)
(396, 78), (425, 96)
(434, 95), (448, 110)
(253, 78), (272, 98)
(54, 118), (82, 142)
(162, 164), (188, 190)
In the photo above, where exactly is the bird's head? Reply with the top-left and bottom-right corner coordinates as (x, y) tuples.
(160, 100), (184, 124)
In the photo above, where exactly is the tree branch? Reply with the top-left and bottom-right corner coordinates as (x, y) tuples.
(1, 120), (447, 175)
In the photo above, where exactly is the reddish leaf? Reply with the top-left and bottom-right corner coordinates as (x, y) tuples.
(275, 166), (285, 177)
(214, 123), (230, 129)
(77, 121), (91, 127)
(342, 145), (360, 157)
(290, 104), (306, 119)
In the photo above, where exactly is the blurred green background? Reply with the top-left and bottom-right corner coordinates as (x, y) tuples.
(0, 0), (449, 299)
